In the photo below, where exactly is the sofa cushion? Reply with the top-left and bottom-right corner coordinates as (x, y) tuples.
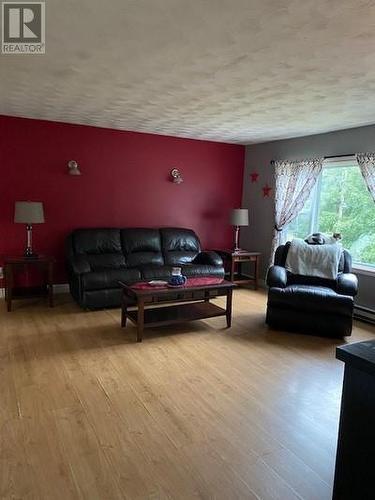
(268, 285), (353, 317)
(82, 268), (141, 291)
(127, 252), (164, 267)
(73, 229), (122, 255)
(86, 253), (126, 270)
(121, 229), (164, 267)
(140, 264), (224, 281)
(287, 273), (336, 289)
(161, 228), (201, 265)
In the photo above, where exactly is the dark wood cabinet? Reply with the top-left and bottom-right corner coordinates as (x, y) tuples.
(333, 341), (375, 499)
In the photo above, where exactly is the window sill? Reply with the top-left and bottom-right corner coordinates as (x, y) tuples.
(352, 264), (375, 277)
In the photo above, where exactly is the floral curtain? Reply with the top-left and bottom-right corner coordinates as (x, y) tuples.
(270, 158), (324, 262)
(356, 153), (375, 202)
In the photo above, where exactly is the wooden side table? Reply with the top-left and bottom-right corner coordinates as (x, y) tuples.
(4, 256), (55, 311)
(215, 250), (261, 289)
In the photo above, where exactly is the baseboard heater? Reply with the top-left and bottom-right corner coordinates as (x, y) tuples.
(354, 305), (375, 325)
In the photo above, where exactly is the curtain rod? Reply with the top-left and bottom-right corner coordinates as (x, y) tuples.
(270, 153), (355, 164)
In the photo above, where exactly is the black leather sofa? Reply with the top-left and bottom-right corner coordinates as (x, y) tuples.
(266, 242), (358, 337)
(66, 227), (224, 309)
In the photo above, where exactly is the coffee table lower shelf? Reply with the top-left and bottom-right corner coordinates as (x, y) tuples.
(126, 302), (226, 330)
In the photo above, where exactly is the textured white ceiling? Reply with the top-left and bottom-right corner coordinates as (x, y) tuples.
(1, 0), (375, 144)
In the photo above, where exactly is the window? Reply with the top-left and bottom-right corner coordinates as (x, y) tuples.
(286, 157), (375, 268)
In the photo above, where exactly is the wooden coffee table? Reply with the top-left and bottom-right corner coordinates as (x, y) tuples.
(119, 279), (235, 342)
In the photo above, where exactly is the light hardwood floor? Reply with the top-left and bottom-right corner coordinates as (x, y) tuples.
(1, 289), (374, 499)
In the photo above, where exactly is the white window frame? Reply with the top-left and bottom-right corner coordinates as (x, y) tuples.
(285, 155), (375, 275)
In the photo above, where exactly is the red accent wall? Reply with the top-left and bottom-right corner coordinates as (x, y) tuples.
(0, 115), (244, 283)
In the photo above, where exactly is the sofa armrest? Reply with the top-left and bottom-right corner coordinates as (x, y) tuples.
(67, 255), (91, 274)
(266, 265), (287, 288)
(193, 251), (223, 267)
(336, 273), (358, 297)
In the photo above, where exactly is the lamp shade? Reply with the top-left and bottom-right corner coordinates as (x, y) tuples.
(230, 208), (248, 226)
(14, 201), (45, 224)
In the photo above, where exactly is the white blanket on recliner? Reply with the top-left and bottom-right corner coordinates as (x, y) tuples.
(285, 239), (342, 280)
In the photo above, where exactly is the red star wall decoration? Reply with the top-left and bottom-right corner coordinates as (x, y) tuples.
(262, 184), (272, 197)
(250, 172), (259, 183)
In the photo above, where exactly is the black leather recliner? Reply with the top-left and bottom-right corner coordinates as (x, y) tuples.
(266, 242), (358, 337)
(66, 227), (224, 309)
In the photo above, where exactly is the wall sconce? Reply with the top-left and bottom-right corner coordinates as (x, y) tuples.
(67, 160), (81, 176)
(170, 168), (183, 184)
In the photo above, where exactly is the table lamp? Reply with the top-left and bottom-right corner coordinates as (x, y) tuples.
(230, 208), (248, 253)
(14, 201), (45, 258)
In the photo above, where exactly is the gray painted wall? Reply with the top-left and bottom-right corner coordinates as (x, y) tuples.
(242, 124), (375, 310)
